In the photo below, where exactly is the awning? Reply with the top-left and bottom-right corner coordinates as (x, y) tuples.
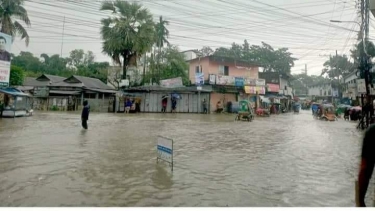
(49, 90), (81, 95)
(0, 88), (30, 97)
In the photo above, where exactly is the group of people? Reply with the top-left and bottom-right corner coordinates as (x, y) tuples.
(161, 97), (178, 113)
(124, 98), (141, 114)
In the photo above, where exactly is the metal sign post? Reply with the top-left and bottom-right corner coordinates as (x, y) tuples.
(156, 136), (173, 171)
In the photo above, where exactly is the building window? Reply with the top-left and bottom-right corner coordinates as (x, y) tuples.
(219, 65), (229, 76)
(195, 65), (202, 73)
(328, 89), (331, 96)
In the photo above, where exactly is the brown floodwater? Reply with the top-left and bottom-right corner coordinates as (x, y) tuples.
(0, 111), (373, 206)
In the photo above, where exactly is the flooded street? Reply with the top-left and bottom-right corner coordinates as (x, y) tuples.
(0, 111), (373, 206)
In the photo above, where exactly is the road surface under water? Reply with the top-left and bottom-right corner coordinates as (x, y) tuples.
(0, 110), (373, 206)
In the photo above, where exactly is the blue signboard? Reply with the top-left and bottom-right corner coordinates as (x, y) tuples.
(235, 77), (244, 87)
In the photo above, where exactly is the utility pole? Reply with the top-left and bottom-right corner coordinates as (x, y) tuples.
(305, 64), (307, 75)
(60, 16), (65, 58)
(358, 0), (372, 130)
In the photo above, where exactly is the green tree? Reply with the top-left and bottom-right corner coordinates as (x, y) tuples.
(154, 15), (169, 82)
(11, 51), (43, 72)
(350, 40), (375, 66)
(145, 45), (189, 85)
(0, 0), (31, 45)
(200, 46), (213, 57)
(9, 65), (24, 86)
(68, 49), (85, 67)
(100, 0), (155, 80)
(321, 54), (354, 80)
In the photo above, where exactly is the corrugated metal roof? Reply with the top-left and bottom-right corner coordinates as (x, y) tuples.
(72, 75), (115, 90)
(125, 85), (212, 93)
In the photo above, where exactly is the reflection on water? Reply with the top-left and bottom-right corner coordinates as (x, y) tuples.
(0, 111), (373, 206)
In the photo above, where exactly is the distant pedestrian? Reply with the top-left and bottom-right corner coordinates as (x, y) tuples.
(171, 97), (177, 113)
(162, 98), (167, 113)
(125, 98), (132, 113)
(81, 100), (90, 130)
(202, 99), (208, 114)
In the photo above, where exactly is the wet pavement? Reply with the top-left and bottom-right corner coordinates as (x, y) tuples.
(0, 110), (373, 206)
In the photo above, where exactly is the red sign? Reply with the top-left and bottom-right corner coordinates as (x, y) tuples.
(267, 83), (279, 92)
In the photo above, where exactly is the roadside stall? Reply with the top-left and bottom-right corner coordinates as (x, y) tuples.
(0, 87), (33, 118)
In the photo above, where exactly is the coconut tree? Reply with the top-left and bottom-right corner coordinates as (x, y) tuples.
(0, 0), (31, 46)
(154, 16), (169, 82)
(100, 0), (155, 80)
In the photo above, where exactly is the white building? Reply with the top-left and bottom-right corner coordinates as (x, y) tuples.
(308, 82), (339, 98)
(181, 50), (197, 61)
(342, 71), (359, 99)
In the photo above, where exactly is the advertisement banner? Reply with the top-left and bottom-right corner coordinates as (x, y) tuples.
(235, 77), (244, 87)
(216, 75), (235, 85)
(160, 77), (184, 88)
(195, 72), (204, 85)
(0, 32), (12, 87)
(244, 78), (256, 86)
(256, 79), (266, 86)
(267, 83), (280, 92)
(209, 74), (216, 84)
(244, 86), (265, 94)
(357, 79), (366, 93)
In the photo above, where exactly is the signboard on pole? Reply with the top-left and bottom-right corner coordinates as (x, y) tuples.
(357, 79), (366, 93)
(0, 32), (12, 87)
(195, 72), (204, 85)
(157, 136), (173, 171)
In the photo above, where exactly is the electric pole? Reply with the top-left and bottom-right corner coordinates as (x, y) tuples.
(60, 16), (65, 58)
(358, 0), (372, 130)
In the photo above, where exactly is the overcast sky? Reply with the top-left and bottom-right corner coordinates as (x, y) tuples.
(11, 0), (371, 76)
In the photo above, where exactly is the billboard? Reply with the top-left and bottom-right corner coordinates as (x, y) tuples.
(244, 86), (265, 94)
(195, 72), (204, 85)
(216, 75), (235, 85)
(0, 32), (12, 87)
(160, 77), (183, 88)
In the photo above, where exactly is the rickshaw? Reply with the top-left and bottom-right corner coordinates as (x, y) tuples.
(315, 103), (337, 121)
(235, 100), (254, 122)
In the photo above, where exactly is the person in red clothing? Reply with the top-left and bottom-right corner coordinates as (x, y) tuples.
(161, 98), (167, 113)
(357, 124), (375, 206)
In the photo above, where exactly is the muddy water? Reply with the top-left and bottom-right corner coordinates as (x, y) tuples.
(0, 111), (373, 206)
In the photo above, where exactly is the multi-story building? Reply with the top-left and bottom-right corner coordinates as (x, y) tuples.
(188, 55), (264, 111)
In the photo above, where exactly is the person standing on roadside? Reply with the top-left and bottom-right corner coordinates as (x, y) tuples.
(202, 99), (208, 114)
(357, 124), (375, 207)
(81, 100), (90, 130)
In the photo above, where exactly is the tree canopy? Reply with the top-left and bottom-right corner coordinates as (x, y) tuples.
(0, 0), (31, 45)
(100, 0), (155, 79)
(212, 40), (297, 74)
(10, 49), (110, 83)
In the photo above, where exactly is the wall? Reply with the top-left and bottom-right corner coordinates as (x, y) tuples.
(125, 92), (210, 113)
(189, 57), (259, 84)
(210, 93), (237, 112)
(308, 84), (333, 97)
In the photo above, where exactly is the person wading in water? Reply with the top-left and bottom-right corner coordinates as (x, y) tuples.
(357, 124), (375, 206)
(81, 100), (90, 130)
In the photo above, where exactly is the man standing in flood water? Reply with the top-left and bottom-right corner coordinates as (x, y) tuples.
(81, 100), (90, 130)
(357, 124), (375, 206)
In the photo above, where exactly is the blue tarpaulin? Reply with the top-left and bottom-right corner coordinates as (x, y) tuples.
(0, 87), (30, 97)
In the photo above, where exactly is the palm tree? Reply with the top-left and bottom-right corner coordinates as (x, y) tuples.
(154, 16), (169, 82)
(100, 0), (155, 81)
(0, 0), (31, 46)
